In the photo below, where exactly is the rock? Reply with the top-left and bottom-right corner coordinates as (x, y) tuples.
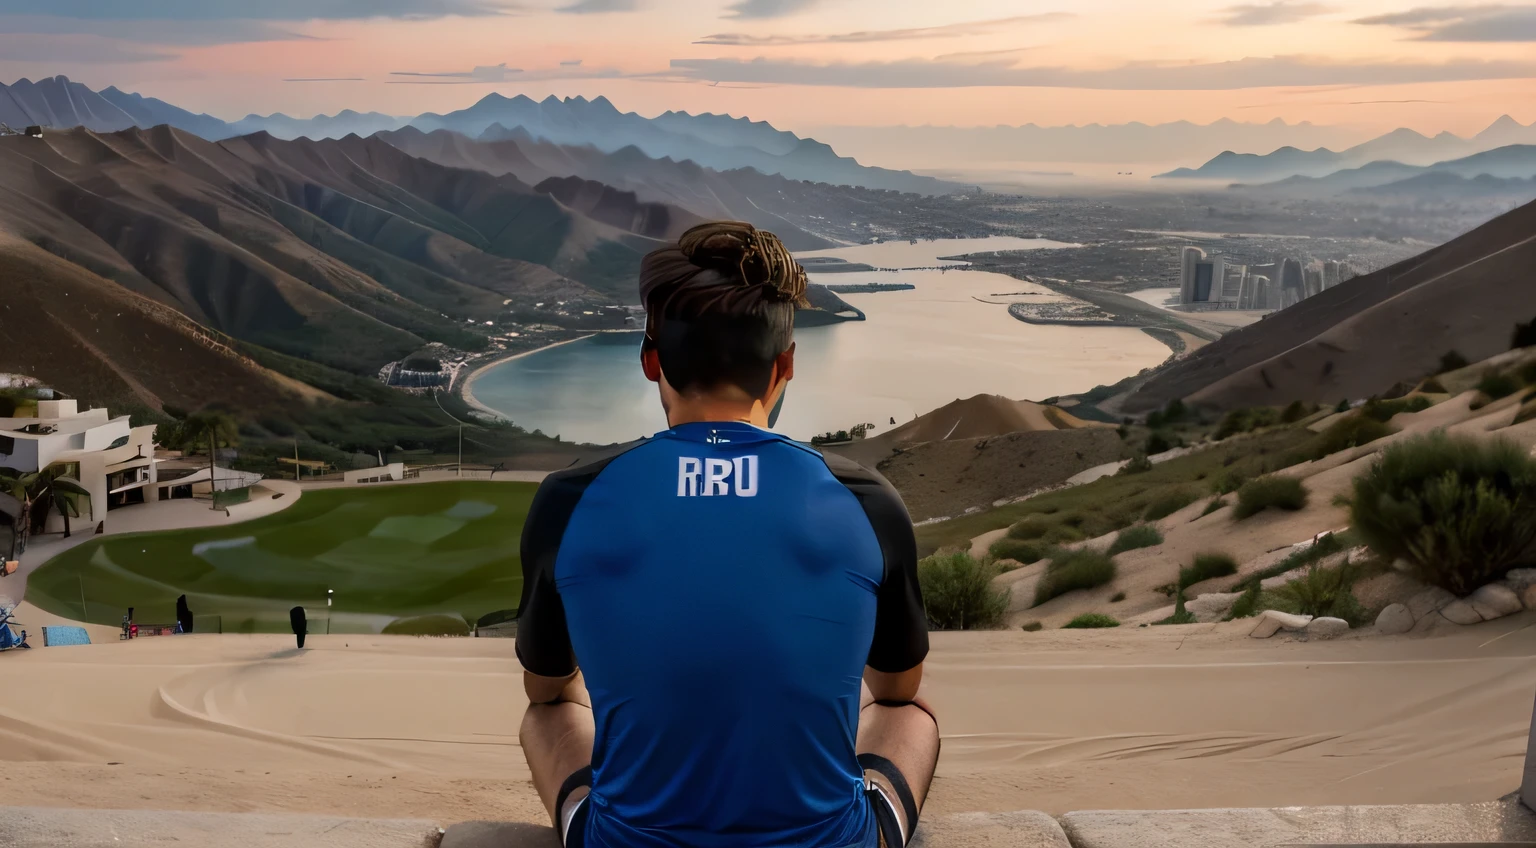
(1307, 617), (1350, 640)
(1347, 546), (1374, 565)
(1470, 583), (1523, 617)
(1187, 592), (1242, 623)
(1250, 610), (1313, 638)
(1375, 603), (1415, 635)
(1440, 599), (1485, 626)
(1505, 568), (1536, 593)
(1406, 586), (1457, 619)
(1523, 583), (1536, 611)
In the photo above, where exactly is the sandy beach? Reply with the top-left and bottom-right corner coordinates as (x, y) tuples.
(0, 620), (1530, 825)
(458, 334), (597, 421)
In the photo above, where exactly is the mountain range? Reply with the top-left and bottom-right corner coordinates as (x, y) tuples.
(1124, 193), (1536, 413)
(1240, 144), (1536, 199)
(1158, 116), (1536, 183)
(0, 76), (947, 195)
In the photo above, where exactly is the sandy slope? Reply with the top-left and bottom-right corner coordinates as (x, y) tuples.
(0, 620), (1532, 823)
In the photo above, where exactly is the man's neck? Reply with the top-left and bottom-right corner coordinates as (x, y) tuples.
(666, 396), (769, 429)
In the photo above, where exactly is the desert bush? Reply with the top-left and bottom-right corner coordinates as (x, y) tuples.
(1110, 592), (1127, 603)
(1362, 396), (1432, 423)
(1420, 377), (1448, 394)
(990, 537), (1047, 565)
(1227, 583), (1263, 619)
(1233, 475), (1309, 520)
(1034, 549), (1118, 606)
(1118, 454), (1154, 476)
(1108, 524), (1164, 555)
(919, 552), (1011, 630)
(1311, 415), (1393, 458)
(382, 614), (472, 637)
(1211, 469), (1247, 495)
(1006, 517), (1053, 540)
(1180, 552), (1239, 590)
(1438, 350), (1470, 374)
(1021, 621), (1043, 632)
(1146, 432), (1174, 455)
(1232, 532), (1346, 592)
(1144, 489), (1198, 521)
(1280, 400), (1314, 424)
(1273, 562), (1367, 624)
(1064, 613), (1120, 629)
(1201, 497), (1227, 517)
(1477, 371), (1520, 402)
(1156, 590), (1197, 625)
(1347, 432), (1536, 596)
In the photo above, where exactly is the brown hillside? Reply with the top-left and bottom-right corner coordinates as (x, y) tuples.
(1126, 197), (1536, 412)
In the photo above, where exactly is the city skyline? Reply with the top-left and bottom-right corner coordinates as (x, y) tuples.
(0, 1), (1533, 140)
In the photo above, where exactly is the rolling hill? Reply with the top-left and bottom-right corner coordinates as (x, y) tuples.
(1245, 144), (1536, 197)
(1122, 195), (1536, 412)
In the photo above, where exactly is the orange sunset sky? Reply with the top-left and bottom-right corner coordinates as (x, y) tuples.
(0, 0), (1533, 140)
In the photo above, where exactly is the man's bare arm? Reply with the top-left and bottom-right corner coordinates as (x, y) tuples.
(524, 669), (592, 707)
(864, 663), (923, 703)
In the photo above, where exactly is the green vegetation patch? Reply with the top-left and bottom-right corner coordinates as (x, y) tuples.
(1108, 525), (1163, 556)
(1034, 549), (1117, 606)
(382, 613), (472, 636)
(26, 481), (535, 633)
(1231, 532), (1346, 593)
(1347, 432), (1536, 595)
(917, 552), (1010, 630)
(1179, 552), (1238, 590)
(1144, 489), (1198, 521)
(1232, 475), (1309, 520)
(1312, 414), (1394, 459)
(989, 537), (1047, 565)
(1063, 613), (1120, 629)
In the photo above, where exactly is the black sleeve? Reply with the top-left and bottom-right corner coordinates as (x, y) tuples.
(515, 446), (633, 678)
(821, 452), (930, 673)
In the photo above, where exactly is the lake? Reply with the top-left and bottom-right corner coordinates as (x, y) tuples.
(466, 237), (1170, 445)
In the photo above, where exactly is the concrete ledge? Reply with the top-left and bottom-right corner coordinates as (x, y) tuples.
(1060, 799), (1536, 848)
(0, 807), (442, 848)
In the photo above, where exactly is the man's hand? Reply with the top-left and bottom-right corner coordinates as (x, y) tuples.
(864, 663), (923, 703)
(525, 669), (592, 707)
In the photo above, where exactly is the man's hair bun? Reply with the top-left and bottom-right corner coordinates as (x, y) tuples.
(677, 221), (807, 304)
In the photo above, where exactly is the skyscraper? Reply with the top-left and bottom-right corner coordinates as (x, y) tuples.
(1179, 247), (1206, 304)
(1279, 258), (1305, 308)
(1322, 261), (1341, 290)
(1304, 267), (1324, 298)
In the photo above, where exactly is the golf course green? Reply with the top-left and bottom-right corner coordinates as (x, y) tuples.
(26, 480), (536, 634)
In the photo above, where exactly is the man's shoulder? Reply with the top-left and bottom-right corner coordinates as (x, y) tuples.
(539, 439), (653, 487)
(807, 446), (895, 491)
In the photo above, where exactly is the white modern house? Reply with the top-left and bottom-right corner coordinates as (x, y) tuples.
(0, 398), (158, 530)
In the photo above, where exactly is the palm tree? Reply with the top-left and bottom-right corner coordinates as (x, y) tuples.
(35, 466), (89, 539)
(0, 469), (38, 557)
(181, 411), (240, 507)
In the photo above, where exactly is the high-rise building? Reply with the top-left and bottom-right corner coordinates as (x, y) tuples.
(1249, 275), (1271, 310)
(1179, 247), (1206, 304)
(1304, 267), (1324, 298)
(1322, 261), (1341, 290)
(1221, 264), (1247, 304)
(1278, 258), (1305, 307)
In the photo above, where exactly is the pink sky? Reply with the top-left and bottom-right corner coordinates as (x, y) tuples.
(1, 0), (1533, 139)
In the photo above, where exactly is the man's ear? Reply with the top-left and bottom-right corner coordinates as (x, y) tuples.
(641, 344), (662, 384)
(775, 343), (796, 386)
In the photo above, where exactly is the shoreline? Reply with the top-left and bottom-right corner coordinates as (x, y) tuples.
(458, 334), (597, 420)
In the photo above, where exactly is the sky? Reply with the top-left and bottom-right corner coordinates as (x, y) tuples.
(0, 0), (1533, 139)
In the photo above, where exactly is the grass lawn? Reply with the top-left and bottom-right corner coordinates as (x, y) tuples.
(26, 481), (536, 634)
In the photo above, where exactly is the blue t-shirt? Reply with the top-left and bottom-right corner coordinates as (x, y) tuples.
(516, 422), (928, 848)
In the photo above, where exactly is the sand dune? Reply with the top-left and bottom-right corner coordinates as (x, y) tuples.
(0, 622), (1531, 824)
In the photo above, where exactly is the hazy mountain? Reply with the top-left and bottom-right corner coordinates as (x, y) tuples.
(377, 126), (838, 250)
(1348, 172), (1536, 201)
(1245, 144), (1536, 196)
(1124, 194), (1536, 412)
(652, 110), (802, 157)
(807, 118), (1360, 169)
(96, 86), (231, 140)
(225, 110), (408, 141)
(1159, 116), (1536, 182)
(0, 76), (139, 133)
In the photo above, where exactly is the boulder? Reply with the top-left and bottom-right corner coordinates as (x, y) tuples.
(1405, 586), (1457, 619)
(1470, 583), (1523, 618)
(1440, 599), (1485, 626)
(1347, 546), (1374, 565)
(1523, 583), (1536, 611)
(1307, 617), (1350, 641)
(1187, 592), (1242, 623)
(1375, 603), (1415, 635)
(1250, 610), (1313, 639)
(1505, 568), (1536, 594)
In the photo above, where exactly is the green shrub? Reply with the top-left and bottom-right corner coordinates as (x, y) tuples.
(1021, 621), (1043, 632)
(1110, 591), (1127, 602)
(918, 552), (1011, 630)
(1420, 377), (1448, 394)
(1201, 497), (1227, 517)
(1438, 350), (1470, 374)
(1362, 396), (1433, 423)
(1233, 475), (1309, 520)
(1212, 469), (1247, 495)
(1215, 409), (1252, 440)
(1477, 371), (1520, 402)
(1227, 583), (1262, 619)
(1311, 414), (1394, 458)
(990, 537), (1047, 565)
(1513, 316), (1536, 350)
(1108, 524), (1164, 555)
(382, 614), (472, 636)
(1064, 613), (1120, 629)
(1336, 399), (1353, 413)
(1006, 516), (1052, 540)
(1034, 549), (1118, 606)
(1041, 523), (1087, 544)
(1232, 532), (1346, 592)
(1273, 562), (1367, 624)
(1118, 455), (1153, 476)
(1164, 399), (1189, 423)
(1180, 552), (1239, 590)
(1146, 432), (1174, 455)
(1144, 489), (1198, 521)
(1281, 400), (1313, 424)
(1156, 590), (1197, 625)
(1347, 432), (1536, 595)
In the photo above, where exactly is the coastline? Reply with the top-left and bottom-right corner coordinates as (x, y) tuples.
(458, 334), (597, 420)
